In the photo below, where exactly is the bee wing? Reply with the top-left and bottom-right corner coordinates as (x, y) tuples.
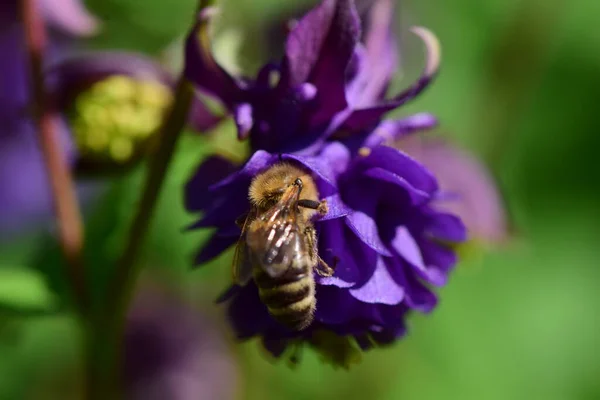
(232, 237), (253, 285)
(247, 202), (309, 278)
(232, 210), (255, 286)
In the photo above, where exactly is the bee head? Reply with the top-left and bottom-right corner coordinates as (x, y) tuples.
(249, 163), (317, 211)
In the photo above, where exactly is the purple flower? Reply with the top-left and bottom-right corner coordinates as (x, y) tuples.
(185, 0), (465, 366)
(124, 284), (237, 400)
(0, 49), (178, 236)
(184, 0), (438, 154)
(1, 0), (99, 37)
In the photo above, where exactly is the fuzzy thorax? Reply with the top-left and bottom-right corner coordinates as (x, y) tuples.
(249, 162), (320, 219)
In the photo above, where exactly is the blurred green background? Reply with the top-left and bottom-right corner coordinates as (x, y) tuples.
(1, 0), (599, 399)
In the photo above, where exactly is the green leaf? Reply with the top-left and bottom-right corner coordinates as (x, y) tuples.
(0, 268), (58, 316)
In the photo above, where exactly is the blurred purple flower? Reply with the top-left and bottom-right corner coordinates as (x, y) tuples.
(1, 0), (99, 37)
(185, 0), (466, 366)
(124, 285), (237, 400)
(184, 0), (438, 154)
(397, 136), (508, 244)
(39, 0), (100, 36)
(0, 48), (177, 235)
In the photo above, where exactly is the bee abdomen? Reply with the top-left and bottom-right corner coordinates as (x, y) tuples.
(257, 274), (316, 331)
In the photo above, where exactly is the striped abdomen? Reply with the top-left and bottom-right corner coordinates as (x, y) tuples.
(254, 266), (316, 331)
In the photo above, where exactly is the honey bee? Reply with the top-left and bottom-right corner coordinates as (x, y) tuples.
(233, 162), (335, 331)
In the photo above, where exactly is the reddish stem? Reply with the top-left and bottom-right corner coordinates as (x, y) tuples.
(20, 0), (87, 312)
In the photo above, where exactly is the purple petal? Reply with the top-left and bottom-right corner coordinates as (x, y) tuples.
(47, 51), (173, 109)
(356, 145), (438, 195)
(318, 219), (377, 287)
(425, 212), (467, 242)
(343, 26), (441, 129)
(363, 167), (430, 205)
(362, 113), (438, 148)
(418, 238), (457, 274)
(193, 232), (237, 265)
(346, 0), (398, 108)
(386, 257), (437, 312)
(283, 0), (359, 86)
(282, 0), (360, 126)
(283, 153), (338, 197)
(234, 103), (253, 140)
(391, 226), (446, 286)
(184, 11), (244, 107)
(398, 137), (507, 243)
(345, 211), (391, 256)
(227, 283), (277, 339)
(315, 285), (360, 324)
(349, 257), (404, 305)
(391, 226), (424, 269)
(317, 193), (352, 221)
(262, 337), (289, 358)
(209, 150), (273, 192)
(185, 155), (237, 212)
(40, 0), (100, 37)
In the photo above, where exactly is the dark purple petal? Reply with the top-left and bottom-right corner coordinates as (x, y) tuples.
(184, 10), (244, 107)
(0, 25), (29, 129)
(283, 0), (359, 86)
(47, 51), (173, 109)
(418, 238), (457, 275)
(354, 145), (438, 195)
(343, 26), (441, 129)
(317, 193), (352, 221)
(346, 211), (391, 256)
(262, 337), (289, 358)
(346, 0), (398, 108)
(227, 283), (278, 339)
(349, 257), (405, 305)
(185, 155), (237, 212)
(282, 0), (360, 127)
(318, 219), (377, 287)
(315, 285), (359, 324)
(361, 113), (438, 148)
(316, 285), (388, 328)
(363, 167), (430, 205)
(234, 103), (253, 140)
(193, 231), (238, 265)
(424, 212), (467, 242)
(385, 257), (437, 312)
(391, 226), (446, 286)
(209, 150), (273, 192)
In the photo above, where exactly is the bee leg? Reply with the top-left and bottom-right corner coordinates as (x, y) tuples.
(303, 225), (319, 266)
(235, 213), (248, 228)
(297, 199), (328, 216)
(304, 225), (336, 276)
(316, 256), (336, 276)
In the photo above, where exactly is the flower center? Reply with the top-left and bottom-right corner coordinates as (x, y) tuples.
(69, 75), (172, 165)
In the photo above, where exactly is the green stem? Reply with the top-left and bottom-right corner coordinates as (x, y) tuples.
(85, 77), (194, 400)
